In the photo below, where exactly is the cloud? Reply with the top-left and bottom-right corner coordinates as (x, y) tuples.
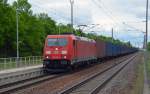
(8, 0), (150, 47)
(29, 0), (92, 24)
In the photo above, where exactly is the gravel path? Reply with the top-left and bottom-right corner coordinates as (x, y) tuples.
(98, 53), (142, 94)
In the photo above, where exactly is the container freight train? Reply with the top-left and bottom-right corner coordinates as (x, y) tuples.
(43, 35), (137, 72)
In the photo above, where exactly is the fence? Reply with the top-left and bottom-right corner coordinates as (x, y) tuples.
(0, 56), (43, 71)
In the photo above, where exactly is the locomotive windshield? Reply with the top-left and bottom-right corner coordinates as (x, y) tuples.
(47, 38), (67, 46)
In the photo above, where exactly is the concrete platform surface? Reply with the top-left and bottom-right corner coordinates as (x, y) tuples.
(0, 65), (42, 76)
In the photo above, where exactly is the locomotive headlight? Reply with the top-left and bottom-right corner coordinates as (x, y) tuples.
(46, 51), (51, 54)
(64, 56), (67, 59)
(61, 50), (67, 54)
(46, 56), (49, 59)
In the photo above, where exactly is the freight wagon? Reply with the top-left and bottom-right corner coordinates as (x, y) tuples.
(96, 40), (136, 60)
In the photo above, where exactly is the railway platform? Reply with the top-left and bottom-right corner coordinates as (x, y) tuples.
(0, 65), (42, 76)
(0, 65), (43, 87)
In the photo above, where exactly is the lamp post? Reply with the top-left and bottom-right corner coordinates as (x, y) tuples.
(16, 2), (19, 65)
(141, 31), (146, 49)
(112, 28), (114, 40)
(69, 0), (74, 34)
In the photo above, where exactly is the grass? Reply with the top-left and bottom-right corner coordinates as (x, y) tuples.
(146, 61), (150, 76)
(131, 51), (150, 94)
(131, 59), (144, 94)
(145, 52), (150, 85)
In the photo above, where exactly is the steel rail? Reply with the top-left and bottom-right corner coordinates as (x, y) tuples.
(0, 74), (64, 94)
(90, 55), (136, 94)
(60, 54), (137, 94)
(0, 54), (136, 94)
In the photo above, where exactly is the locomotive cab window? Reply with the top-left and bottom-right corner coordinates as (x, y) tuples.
(47, 38), (68, 46)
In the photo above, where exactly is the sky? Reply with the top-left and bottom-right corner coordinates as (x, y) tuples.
(8, 0), (150, 48)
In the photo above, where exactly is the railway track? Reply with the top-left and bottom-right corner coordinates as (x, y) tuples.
(0, 73), (64, 94)
(60, 54), (137, 94)
(0, 54), (136, 94)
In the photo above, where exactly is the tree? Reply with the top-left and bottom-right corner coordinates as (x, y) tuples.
(147, 42), (150, 51)
(37, 13), (57, 35)
(0, 0), (133, 57)
(0, 0), (17, 57)
(13, 0), (32, 15)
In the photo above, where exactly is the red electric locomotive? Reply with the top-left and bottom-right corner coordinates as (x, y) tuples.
(43, 34), (97, 71)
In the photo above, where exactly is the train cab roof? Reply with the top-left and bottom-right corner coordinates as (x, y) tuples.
(47, 35), (96, 43)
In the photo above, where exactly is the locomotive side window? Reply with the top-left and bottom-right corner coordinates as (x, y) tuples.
(73, 40), (76, 47)
(47, 38), (67, 46)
